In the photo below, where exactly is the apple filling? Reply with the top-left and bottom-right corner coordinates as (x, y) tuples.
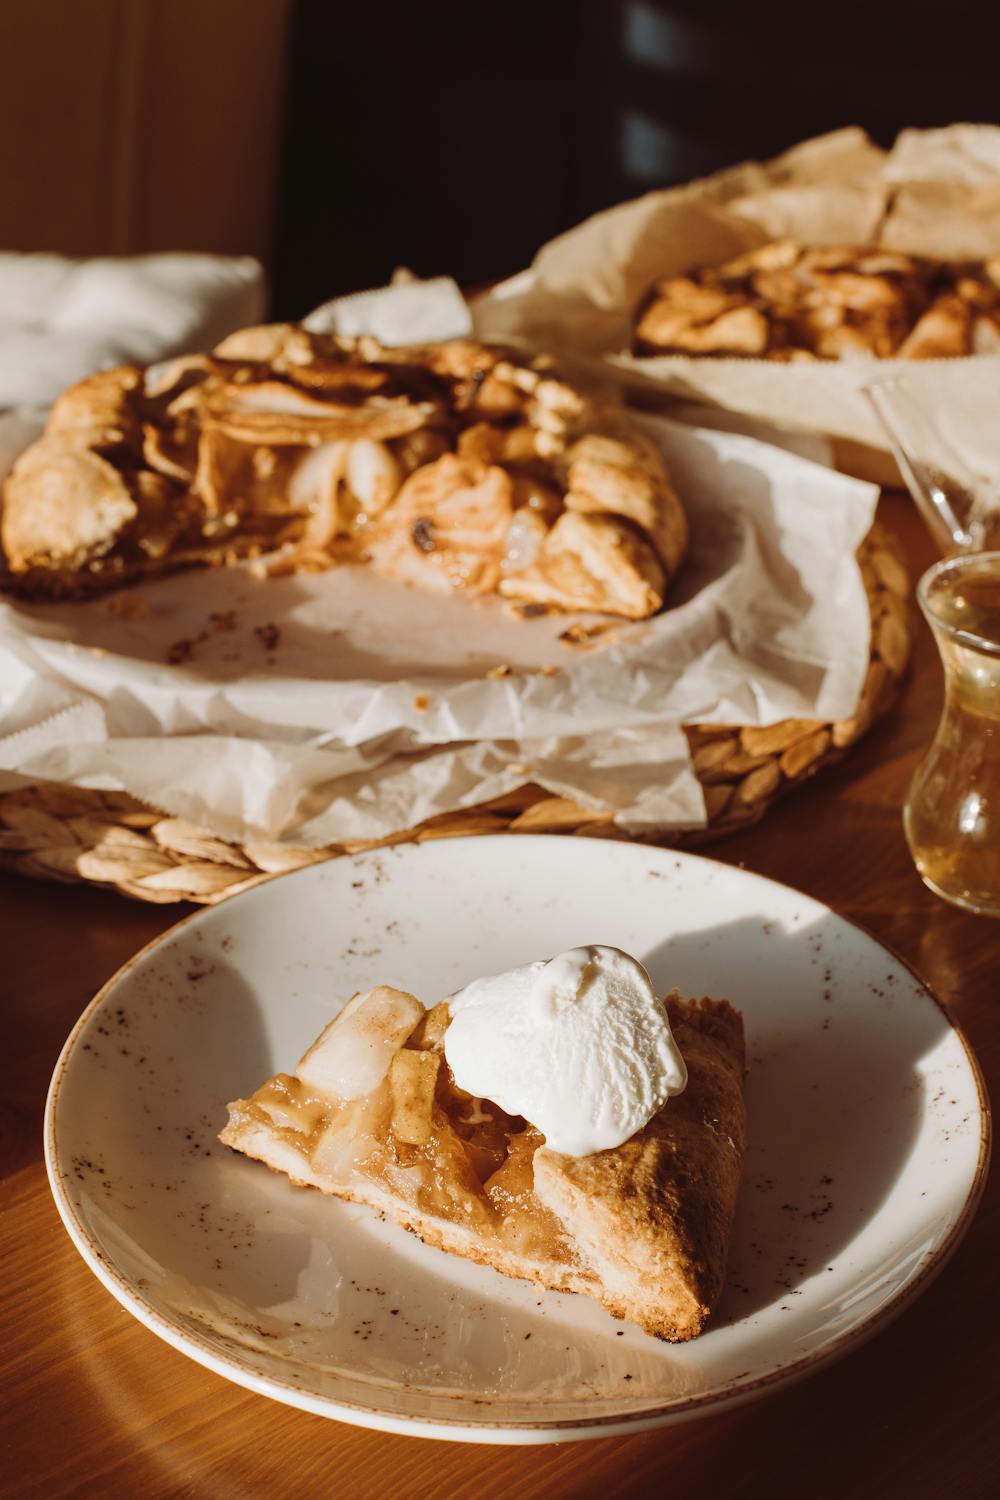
(230, 987), (576, 1266)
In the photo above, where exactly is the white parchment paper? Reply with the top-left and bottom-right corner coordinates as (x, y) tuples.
(0, 418), (877, 843)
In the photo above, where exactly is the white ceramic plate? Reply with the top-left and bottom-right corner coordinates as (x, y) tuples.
(45, 838), (989, 1444)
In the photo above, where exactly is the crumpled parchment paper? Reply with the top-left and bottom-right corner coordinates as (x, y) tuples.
(471, 125), (1000, 485)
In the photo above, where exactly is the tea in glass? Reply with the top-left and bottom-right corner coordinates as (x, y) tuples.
(904, 552), (1000, 916)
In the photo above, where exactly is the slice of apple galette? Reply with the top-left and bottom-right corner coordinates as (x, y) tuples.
(220, 946), (746, 1341)
(2, 332), (687, 620)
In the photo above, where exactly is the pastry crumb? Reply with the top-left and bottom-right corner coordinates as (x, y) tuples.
(413, 693), (430, 711)
(166, 637), (195, 665)
(559, 622), (615, 648)
(510, 601), (552, 619)
(253, 623), (280, 652)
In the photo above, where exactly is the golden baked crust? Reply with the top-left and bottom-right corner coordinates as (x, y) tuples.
(634, 241), (1000, 362)
(219, 989), (746, 1341)
(534, 997), (746, 1334)
(1, 333), (687, 620)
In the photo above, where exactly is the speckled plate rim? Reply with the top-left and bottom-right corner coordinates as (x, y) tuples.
(44, 837), (992, 1445)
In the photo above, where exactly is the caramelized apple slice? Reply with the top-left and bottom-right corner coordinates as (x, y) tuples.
(368, 452), (514, 595)
(296, 986), (423, 1101)
(407, 1000), (451, 1051)
(389, 1049), (440, 1145)
(311, 1082), (393, 1180)
(499, 511), (665, 619)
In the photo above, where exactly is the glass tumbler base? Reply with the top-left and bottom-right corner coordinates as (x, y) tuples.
(914, 866), (1000, 919)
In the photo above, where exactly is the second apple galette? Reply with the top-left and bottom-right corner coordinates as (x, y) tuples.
(634, 241), (1000, 362)
(1, 333), (688, 620)
(220, 946), (747, 1341)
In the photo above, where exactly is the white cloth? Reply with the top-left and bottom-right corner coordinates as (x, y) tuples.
(0, 251), (264, 414)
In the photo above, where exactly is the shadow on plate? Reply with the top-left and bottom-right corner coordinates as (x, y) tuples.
(641, 909), (944, 1321)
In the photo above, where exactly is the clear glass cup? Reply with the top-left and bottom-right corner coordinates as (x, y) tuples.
(866, 375), (1000, 555)
(904, 551), (1000, 917)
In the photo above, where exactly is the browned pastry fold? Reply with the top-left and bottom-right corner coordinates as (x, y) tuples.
(1, 334), (688, 620)
(634, 240), (1000, 362)
(220, 990), (746, 1341)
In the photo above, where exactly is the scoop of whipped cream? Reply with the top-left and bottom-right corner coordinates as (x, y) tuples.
(443, 945), (687, 1156)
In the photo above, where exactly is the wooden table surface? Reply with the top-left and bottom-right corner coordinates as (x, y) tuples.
(2, 492), (997, 1500)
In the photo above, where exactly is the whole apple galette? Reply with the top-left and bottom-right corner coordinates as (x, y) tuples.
(220, 946), (747, 1341)
(1, 333), (688, 620)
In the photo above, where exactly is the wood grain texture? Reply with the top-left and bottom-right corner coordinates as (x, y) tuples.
(2, 493), (998, 1500)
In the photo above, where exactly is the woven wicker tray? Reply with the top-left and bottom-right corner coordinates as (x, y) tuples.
(0, 524), (910, 905)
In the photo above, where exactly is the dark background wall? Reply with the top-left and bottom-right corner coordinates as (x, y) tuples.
(3, 0), (998, 315)
(273, 0), (1000, 316)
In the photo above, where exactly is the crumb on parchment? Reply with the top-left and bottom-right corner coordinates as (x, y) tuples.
(508, 601), (552, 619)
(253, 623), (280, 652)
(166, 637), (195, 665)
(559, 622), (616, 648)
